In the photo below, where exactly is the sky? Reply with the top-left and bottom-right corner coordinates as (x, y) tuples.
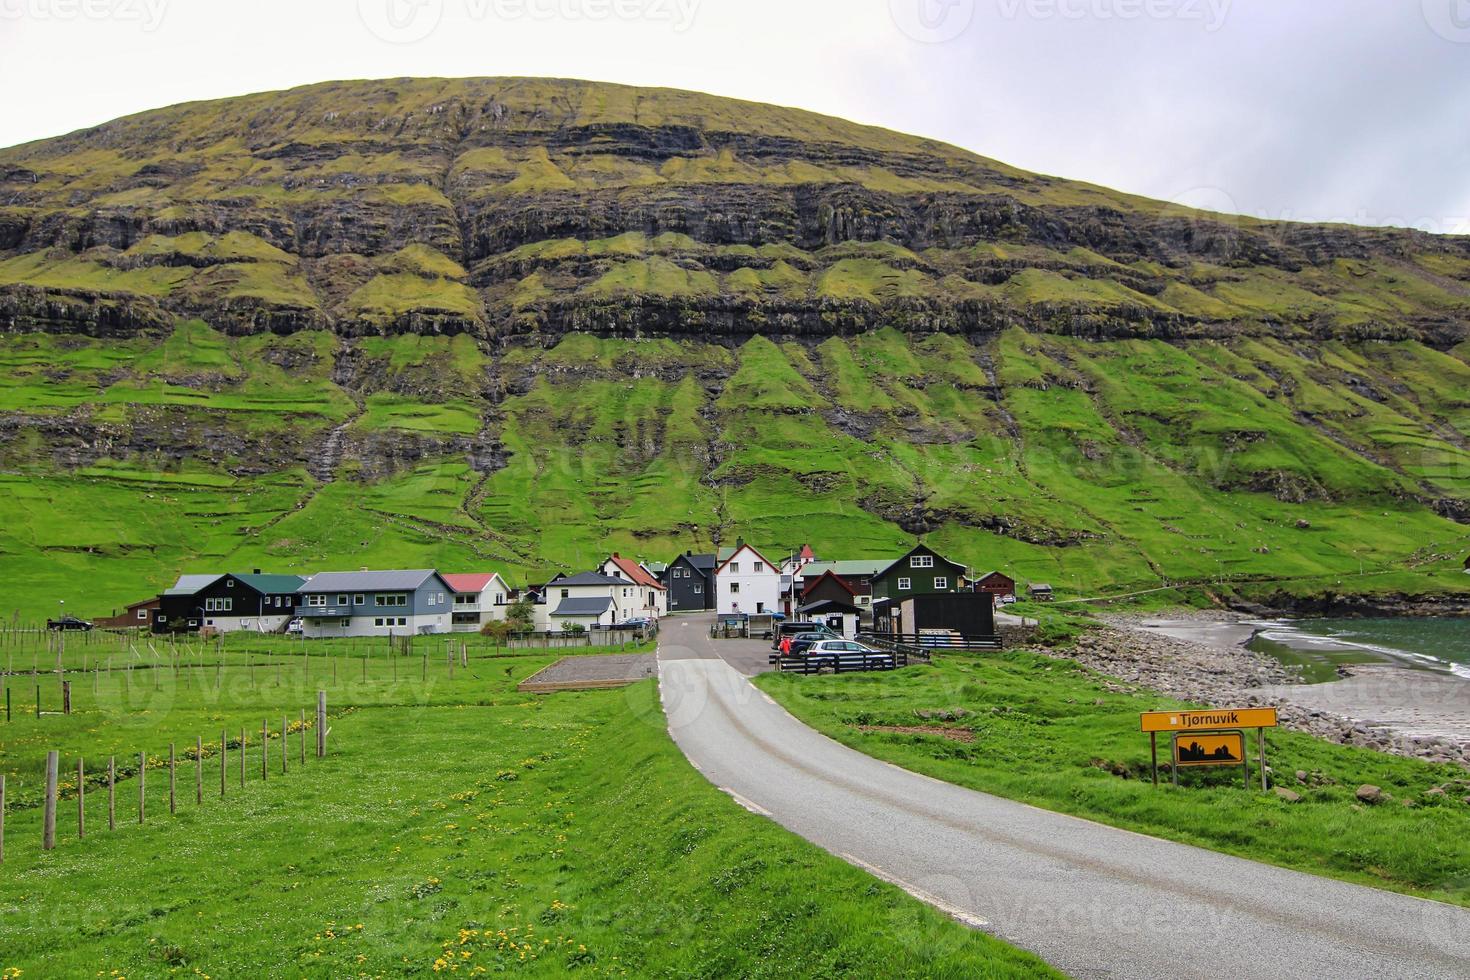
(1, 0), (1466, 232)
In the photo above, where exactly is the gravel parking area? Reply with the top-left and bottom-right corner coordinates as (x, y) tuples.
(517, 654), (657, 692)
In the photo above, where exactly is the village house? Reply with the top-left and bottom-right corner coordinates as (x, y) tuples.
(156, 571), (306, 634)
(868, 544), (968, 603)
(799, 559), (888, 608)
(537, 571), (644, 631)
(442, 572), (511, 632)
(972, 571), (1017, 601)
(714, 540), (781, 616)
(94, 596), (160, 629)
(295, 569), (455, 638)
(795, 597), (862, 637)
(599, 553), (668, 619)
(664, 551), (716, 612)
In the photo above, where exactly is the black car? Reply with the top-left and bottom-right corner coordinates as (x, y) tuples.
(771, 621), (833, 651)
(47, 614), (93, 631)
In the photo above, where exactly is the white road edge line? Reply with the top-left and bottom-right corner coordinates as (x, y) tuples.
(839, 852), (992, 930)
(720, 787), (773, 817)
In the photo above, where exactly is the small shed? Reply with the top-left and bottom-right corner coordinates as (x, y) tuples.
(796, 598), (861, 638)
(1028, 583), (1054, 602)
(972, 571), (1016, 599)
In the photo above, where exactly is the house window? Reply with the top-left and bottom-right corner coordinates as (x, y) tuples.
(730, 562), (739, 573)
(307, 595), (326, 607)
(437, 592), (445, 604)
(756, 602), (765, 613)
(353, 594), (365, 605)
(339, 619), (351, 628)
(336, 594), (349, 606)
(188, 619), (198, 627)
(934, 577), (948, 590)
(898, 577), (912, 591)
(858, 596), (869, 605)
(374, 594), (407, 607)
(561, 589), (570, 599)
(136, 608), (147, 620)
(911, 555), (934, 568)
(374, 618), (384, 627)
(730, 582), (740, 594)
(754, 562), (764, 573)
(396, 617), (406, 626)
(494, 593), (504, 604)
(694, 585), (702, 594)
(225, 579), (234, 588)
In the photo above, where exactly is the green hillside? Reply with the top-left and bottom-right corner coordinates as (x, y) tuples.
(0, 78), (1467, 613)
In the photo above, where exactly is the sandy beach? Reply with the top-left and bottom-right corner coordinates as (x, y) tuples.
(1069, 611), (1470, 768)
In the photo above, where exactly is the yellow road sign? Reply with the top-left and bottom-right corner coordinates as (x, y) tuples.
(1141, 707), (1277, 733)
(1173, 732), (1246, 767)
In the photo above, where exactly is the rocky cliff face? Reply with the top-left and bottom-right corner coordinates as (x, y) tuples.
(1, 77), (1466, 347)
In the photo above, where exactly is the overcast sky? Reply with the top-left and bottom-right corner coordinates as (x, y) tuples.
(1, 0), (1466, 232)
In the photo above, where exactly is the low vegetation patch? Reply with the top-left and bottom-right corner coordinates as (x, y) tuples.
(757, 651), (1470, 906)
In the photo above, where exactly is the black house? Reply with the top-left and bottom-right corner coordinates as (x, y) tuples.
(156, 571), (306, 633)
(665, 551), (716, 612)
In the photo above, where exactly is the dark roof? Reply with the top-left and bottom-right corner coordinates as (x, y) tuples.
(679, 553), (717, 570)
(797, 599), (861, 615)
(234, 573), (308, 594)
(872, 545), (967, 581)
(301, 569), (442, 592)
(801, 569), (858, 598)
(552, 597), (613, 616)
(550, 572), (628, 587)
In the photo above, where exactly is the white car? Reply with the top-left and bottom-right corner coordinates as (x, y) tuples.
(803, 639), (895, 667)
(285, 618), (303, 635)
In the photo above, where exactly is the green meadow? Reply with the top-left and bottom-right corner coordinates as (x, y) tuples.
(0, 642), (1054, 978)
(757, 651), (1470, 906)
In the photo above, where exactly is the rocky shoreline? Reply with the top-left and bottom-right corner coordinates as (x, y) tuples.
(1041, 612), (1470, 770)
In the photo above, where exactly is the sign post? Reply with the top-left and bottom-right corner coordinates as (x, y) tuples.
(1142, 707), (1278, 789)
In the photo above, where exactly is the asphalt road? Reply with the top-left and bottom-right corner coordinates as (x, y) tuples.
(656, 615), (1470, 980)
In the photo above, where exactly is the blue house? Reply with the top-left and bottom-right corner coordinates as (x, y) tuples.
(295, 569), (456, 637)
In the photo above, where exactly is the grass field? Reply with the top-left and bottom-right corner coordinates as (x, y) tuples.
(0, 641), (1056, 978)
(756, 652), (1470, 906)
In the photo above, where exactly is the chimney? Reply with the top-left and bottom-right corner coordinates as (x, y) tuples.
(686, 549), (692, 556)
(735, 536), (745, 549)
(613, 552), (620, 559)
(253, 568), (262, 575)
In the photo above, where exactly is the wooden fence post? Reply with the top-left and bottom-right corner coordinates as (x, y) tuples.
(196, 736), (203, 805)
(0, 773), (5, 862)
(316, 691), (326, 757)
(138, 751), (146, 824)
(168, 743), (176, 815)
(239, 727), (245, 788)
(261, 720), (268, 781)
(62, 680), (71, 715)
(108, 757), (115, 831)
(300, 708), (306, 765)
(77, 757), (85, 840)
(220, 729), (227, 798)
(42, 751), (58, 850)
(281, 715), (288, 774)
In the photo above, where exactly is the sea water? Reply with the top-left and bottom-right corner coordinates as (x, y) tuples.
(1247, 617), (1469, 683)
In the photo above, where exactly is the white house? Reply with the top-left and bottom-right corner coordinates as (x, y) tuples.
(714, 541), (781, 616)
(537, 572), (644, 631)
(599, 553), (668, 619)
(442, 572), (511, 631)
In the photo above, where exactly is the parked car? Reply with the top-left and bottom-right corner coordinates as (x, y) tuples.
(47, 615), (93, 631)
(786, 631), (838, 658)
(771, 621), (833, 651)
(617, 618), (653, 631)
(803, 639), (895, 669)
(285, 618), (303, 635)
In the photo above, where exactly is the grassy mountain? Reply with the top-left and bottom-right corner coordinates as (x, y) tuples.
(1, 77), (1468, 614)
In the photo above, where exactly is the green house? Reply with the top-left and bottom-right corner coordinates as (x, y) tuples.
(868, 544), (968, 602)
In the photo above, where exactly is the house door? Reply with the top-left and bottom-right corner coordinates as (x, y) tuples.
(755, 602), (764, 614)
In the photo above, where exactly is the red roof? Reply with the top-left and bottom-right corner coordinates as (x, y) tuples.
(799, 544), (815, 560)
(606, 554), (666, 590)
(442, 573), (501, 594)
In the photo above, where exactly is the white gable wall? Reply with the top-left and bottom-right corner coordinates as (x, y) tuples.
(715, 545), (781, 616)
